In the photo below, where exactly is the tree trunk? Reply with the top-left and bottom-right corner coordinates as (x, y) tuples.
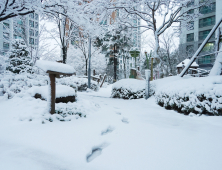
(62, 46), (67, 64)
(85, 59), (88, 76)
(124, 63), (126, 78)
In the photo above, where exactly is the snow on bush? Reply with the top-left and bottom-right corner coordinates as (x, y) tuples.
(0, 72), (48, 99)
(57, 76), (99, 91)
(0, 72), (100, 100)
(27, 85), (77, 100)
(111, 79), (146, 99)
(155, 76), (222, 116)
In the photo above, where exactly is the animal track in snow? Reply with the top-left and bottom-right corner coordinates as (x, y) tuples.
(86, 143), (109, 162)
(116, 112), (121, 115)
(122, 117), (129, 124)
(101, 126), (115, 135)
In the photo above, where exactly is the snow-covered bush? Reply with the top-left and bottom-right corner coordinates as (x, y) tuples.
(0, 72), (48, 99)
(111, 79), (146, 99)
(57, 76), (99, 91)
(155, 76), (222, 116)
(0, 72), (101, 100)
(27, 85), (77, 103)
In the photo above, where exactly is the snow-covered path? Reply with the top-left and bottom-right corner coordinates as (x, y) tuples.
(1, 85), (222, 170)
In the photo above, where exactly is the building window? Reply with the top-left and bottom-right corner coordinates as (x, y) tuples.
(3, 22), (9, 30)
(29, 13), (34, 19)
(29, 38), (34, 45)
(17, 20), (23, 25)
(35, 22), (38, 28)
(199, 42), (215, 52)
(3, 32), (10, 40)
(199, 30), (214, 40)
(29, 29), (34, 36)
(35, 13), (39, 20)
(100, 20), (107, 25)
(198, 55), (215, 64)
(199, 2), (216, 14)
(29, 20), (34, 27)
(35, 39), (38, 45)
(21, 28), (25, 34)
(187, 9), (194, 14)
(187, 21), (194, 30)
(186, 45), (194, 55)
(35, 30), (38, 37)
(187, 33), (194, 42)
(199, 16), (215, 28)
(3, 42), (9, 49)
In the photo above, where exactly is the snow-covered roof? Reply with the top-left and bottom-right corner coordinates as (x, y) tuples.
(176, 59), (199, 68)
(35, 60), (75, 74)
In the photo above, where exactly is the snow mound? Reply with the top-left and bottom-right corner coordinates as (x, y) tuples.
(111, 79), (146, 99)
(27, 85), (76, 100)
(155, 76), (222, 115)
(35, 60), (75, 74)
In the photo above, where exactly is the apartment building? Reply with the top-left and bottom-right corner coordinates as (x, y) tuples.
(0, 13), (39, 55)
(179, 0), (221, 70)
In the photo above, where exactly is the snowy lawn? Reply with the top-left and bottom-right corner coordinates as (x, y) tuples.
(0, 85), (222, 170)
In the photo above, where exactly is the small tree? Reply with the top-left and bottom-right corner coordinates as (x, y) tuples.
(6, 40), (33, 74)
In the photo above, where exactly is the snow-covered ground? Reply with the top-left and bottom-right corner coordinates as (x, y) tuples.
(1, 85), (222, 170)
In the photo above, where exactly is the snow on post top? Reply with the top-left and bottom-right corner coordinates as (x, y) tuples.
(35, 60), (75, 74)
(176, 59), (199, 68)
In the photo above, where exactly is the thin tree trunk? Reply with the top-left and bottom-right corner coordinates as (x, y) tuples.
(85, 59), (88, 76)
(62, 46), (67, 64)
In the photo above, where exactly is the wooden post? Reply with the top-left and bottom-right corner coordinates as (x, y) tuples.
(49, 74), (56, 114)
(100, 74), (107, 88)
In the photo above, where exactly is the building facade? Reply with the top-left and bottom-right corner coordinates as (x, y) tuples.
(179, 0), (221, 70)
(0, 13), (39, 55)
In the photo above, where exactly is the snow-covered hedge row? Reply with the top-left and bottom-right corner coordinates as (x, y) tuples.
(111, 79), (146, 99)
(57, 76), (99, 92)
(155, 76), (222, 116)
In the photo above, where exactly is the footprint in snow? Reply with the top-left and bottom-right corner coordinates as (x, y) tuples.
(86, 143), (109, 162)
(122, 117), (129, 124)
(101, 126), (115, 135)
(116, 112), (121, 115)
